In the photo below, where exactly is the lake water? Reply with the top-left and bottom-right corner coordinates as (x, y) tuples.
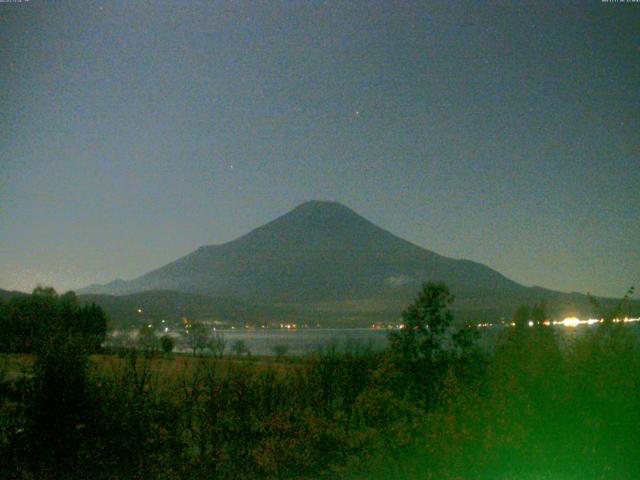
(109, 327), (392, 356)
(201, 323), (640, 356)
(112, 322), (640, 356)
(202, 328), (390, 356)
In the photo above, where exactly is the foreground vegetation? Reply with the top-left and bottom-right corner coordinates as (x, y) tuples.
(1, 284), (638, 479)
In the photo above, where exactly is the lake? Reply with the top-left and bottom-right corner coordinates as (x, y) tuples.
(111, 321), (640, 356)
(196, 328), (391, 356)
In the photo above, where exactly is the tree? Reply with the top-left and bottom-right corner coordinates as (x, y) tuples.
(388, 282), (455, 363)
(24, 316), (92, 476)
(186, 321), (210, 356)
(271, 344), (289, 359)
(513, 304), (531, 330)
(160, 335), (175, 356)
(32, 285), (58, 299)
(29, 286), (61, 351)
(0, 297), (4, 350)
(208, 331), (226, 358)
(0, 287), (107, 354)
(137, 324), (159, 355)
(531, 300), (546, 326)
(588, 285), (635, 325)
(231, 339), (250, 357)
(78, 303), (107, 352)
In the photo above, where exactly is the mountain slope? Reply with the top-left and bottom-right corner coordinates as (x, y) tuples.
(80, 201), (522, 302)
(78, 201), (639, 323)
(78, 290), (297, 327)
(0, 287), (295, 327)
(0, 289), (29, 302)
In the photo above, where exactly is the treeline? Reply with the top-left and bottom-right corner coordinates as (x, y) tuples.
(0, 286), (107, 353)
(0, 283), (639, 478)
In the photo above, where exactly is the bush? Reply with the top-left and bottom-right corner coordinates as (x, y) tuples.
(271, 344), (289, 358)
(160, 335), (175, 356)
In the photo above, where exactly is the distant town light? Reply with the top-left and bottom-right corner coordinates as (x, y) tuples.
(561, 317), (581, 328)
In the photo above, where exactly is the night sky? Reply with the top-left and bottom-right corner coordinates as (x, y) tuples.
(1, 1), (638, 298)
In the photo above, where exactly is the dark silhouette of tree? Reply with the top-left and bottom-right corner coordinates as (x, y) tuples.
(160, 335), (175, 356)
(208, 331), (226, 358)
(0, 298), (4, 350)
(82, 303), (107, 349)
(231, 339), (250, 356)
(186, 321), (210, 356)
(388, 282), (455, 363)
(531, 300), (546, 326)
(32, 285), (58, 298)
(137, 324), (159, 355)
(588, 285), (635, 325)
(0, 286), (106, 353)
(271, 344), (289, 359)
(24, 328), (91, 477)
(513, 304), (531, 330)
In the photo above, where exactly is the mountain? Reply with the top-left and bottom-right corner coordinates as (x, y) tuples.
(81, 201), (520, 299)
(0, 288), (29, 302)
(78, 290), (297, 328)
(79, 201), (638, 323)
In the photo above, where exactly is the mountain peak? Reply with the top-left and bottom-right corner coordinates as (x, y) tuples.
(288, 200), (359, 218)
(279, 200), (364, 225)
(294, 200), (351, 211)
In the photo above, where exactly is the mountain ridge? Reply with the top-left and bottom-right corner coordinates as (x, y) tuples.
(79, 200), (522, 301)
(74, 201), (638, 323)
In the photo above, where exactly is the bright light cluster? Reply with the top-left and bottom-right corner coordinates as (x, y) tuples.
(464, 317), (640, 329)
(555, 317), (640, 328)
